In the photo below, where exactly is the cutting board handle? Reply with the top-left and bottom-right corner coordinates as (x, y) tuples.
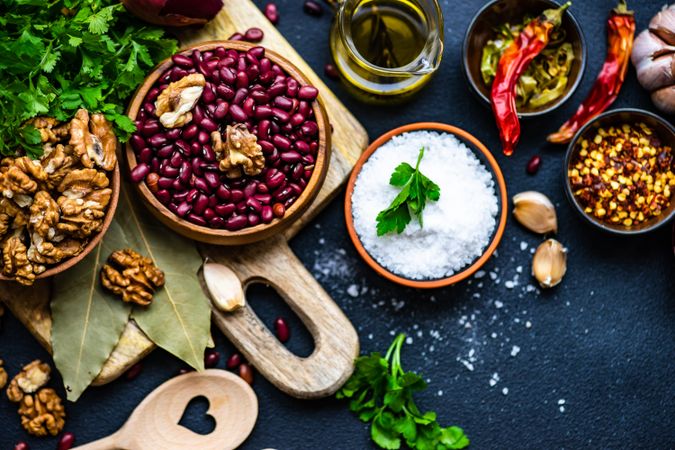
(208, 236), (359, 398)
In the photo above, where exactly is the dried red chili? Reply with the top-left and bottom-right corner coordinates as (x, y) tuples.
(548, 0), (635, 144)
(491, 2), (570, 156)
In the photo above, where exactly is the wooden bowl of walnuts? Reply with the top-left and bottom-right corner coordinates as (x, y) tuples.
(125, 41), (331, 246)
(0, 110), (120, 285)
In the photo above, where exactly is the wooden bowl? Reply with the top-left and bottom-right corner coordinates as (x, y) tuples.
(344, 122), (508, 289)
(462, 0), (586, 117)
(126, 41), (331, 246)
(0, 162), (121, 282)
(564, 108), (675, 235)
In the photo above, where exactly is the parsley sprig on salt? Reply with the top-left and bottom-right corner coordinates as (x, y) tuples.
(0, 0), (178, 157)
(376, 147), (441, 236)
(337, 334), (470, 450)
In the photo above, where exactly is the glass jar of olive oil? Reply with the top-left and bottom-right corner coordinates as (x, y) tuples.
(329, 0), (444, 103)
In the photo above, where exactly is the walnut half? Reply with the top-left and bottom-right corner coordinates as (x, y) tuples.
(155, 73), (205, 129)
(6, 359), (51, 403)
(212, 124), (265, 179)
(18, 388), (65, 437)
(101, 248), (165, 306)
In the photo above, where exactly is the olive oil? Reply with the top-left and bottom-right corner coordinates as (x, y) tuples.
(350, 0), (428, 69)
(329, 0), (444, 104)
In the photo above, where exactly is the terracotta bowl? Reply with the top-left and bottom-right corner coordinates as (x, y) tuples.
(462, 0), (586, 117)
(0, 162), (121, 282)
(126, 41), (331, 246)
(564, 108), (675, 235)
(344, 122), (508, 289)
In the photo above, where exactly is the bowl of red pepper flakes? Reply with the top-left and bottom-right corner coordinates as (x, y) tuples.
(462, 0), (586, 118)
(564, 108), (675, 235)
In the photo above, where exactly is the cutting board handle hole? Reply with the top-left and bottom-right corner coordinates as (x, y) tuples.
(177, 395), (216, 435)
(246, 282), (315, 357)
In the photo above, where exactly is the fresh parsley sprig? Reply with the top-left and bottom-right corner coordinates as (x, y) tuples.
(337, 334), (470, 450)
(376, 148), (441, 236)
(0, 0), (178, 157)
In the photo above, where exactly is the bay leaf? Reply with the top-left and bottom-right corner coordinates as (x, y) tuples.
(118, 186), (211, 371)
(52, 217), (132, 402)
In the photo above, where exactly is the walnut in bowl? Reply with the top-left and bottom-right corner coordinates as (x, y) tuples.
(0, 109), (120, 285)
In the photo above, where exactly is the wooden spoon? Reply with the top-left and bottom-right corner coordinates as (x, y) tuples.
(74, 370), (258, 450)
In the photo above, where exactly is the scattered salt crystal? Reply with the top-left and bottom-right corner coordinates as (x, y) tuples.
(346, 284), (360, 297)
(491, 332), (497, 338)
(489, 271), (498, 280)
(505, 280), (515, 289)
(475, 270), (486, 279)
(502, 387), (509, 395)
(516, 265), (523, 273)
(558, 399), (565, 405)
(494, 300), (504, 309)
(459, 359), (474, 371)
(438, 390), (443, 396)
(468, 348), (475, 358)
(406, 336), (413, 345)
(559, 406), (565, 413)
(511, 345), (521, 357)
(520, 241), (528, 251)
(489, 372), (500, 386)
(525, 321), (532, 328)
(351, 131), (498, 279)
(318, 238), (325, 245)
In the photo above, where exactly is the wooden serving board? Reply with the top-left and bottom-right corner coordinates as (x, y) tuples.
(1, 0), (367, 398)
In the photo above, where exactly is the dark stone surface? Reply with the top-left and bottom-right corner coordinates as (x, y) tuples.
(1, 0), (674, 448)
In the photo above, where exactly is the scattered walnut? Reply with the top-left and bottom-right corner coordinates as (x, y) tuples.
(18, 388), (65, 437)
(155, 73), (206, 128)
(69, 109), (118, 171)
(0, 359), (7, 391)
(101, 248), (165, 306)
(6, 360), (51, 403)
(2, 231), (36, 286)
(212, 124), (265, 178)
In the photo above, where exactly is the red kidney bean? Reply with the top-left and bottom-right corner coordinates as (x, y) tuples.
(202, 171), (219, 189)
(173, 190), (189, 202)
(190, 141), (202, 156)
(187, 213), (207, 226)
(259, 120), (272, 140)
(298, 101), (311, 118)
(303, 170), (312, 180)
(246, 64), (260, 82)
(254, 105), (273, 120)
(204, 208), (216, 222)
(202, 86), (216, 104)
(194, 177), (212, 194)
(238, 363), (254, 385)
(267, 171), (285, 190)
(172, 67), (189, 81)
(176, 201), (192, 217)
(271, 108), (290, 123)
(301, 121), (318, 136)
(191, 49), (202, 64)
(251, 90), (270, 104)
(168, 203), (179, 215)
(198, 130), (210, 144)
(143, 102), (156, 115)
(179, 162), (191, 185)
(208, 194), (218, 207)
(138, 148), (153, 164)
(148, 133), (168, 149)
(125, 362), (143, 381)
(205, 58), (219, 73)
(246, 197), (263, 214)
(268, 82), (286, 97)
(225, 214), (248, 230)
(214, 102), (229, 119)
(298, 85), (318, 100)
(215, 203), (235, 217)
(291, 163), (304, 180)
(175, 139), (190, 155)
(257, 183), (269, 194)
(169, 151), (182, 168)
(131, 163), (150, 183)
(244, 182), (258, 198)
(290, 113), (304, 128)
(286, 78), (299, 98)
(200, 117), (218, 132)
(248, 213), (261, 226)
(254, 193), (272, 204)
(58, 432), (76, 450)
(259, 71), (275, 85)
(243, 97), (256, 117)
(235, 71), (249, 90)
(260, 57), (272, 73)
(303, 0), (323, 15)
(310, 141), (318, 153)
(230, 104), (247, 122)
(233, 88), (248, 105)
(158, 177), (174, 190)
(272, 134), (292, 151)
(172, 53), (193, 68)
(202, 144), (217, 162)
(261, 205), (273, 223)
(182, 123), (199, 140)
(272, 202), (285, 218)
(289, 183), (302, 196)
(273, 96), (293, 111)
(14, 442), (29, 450)
(274, 317), (290, 342)
(206, 103), (217, 116)
(156, 189), (171, 204)
(219, 67), (237, 86)
(216, 185), (231, 201)
(166, 128), (181, 141)
(231, 189), (245, 203)
(204, 348), (220, 368)
(526, 155), (541, 175)
(324, 63), (339, 79)
(264, 3), (279, 24)
(274, 186), (293, 201)
(281, 151), (302, 163)
(219, 57), (235, 68)
(146, 87), (161, 102)
(237, 56), (247, 72)
(285, 196), (297, 208)
(156, 144), (172, 159)
(294, 140), (310, 154)
(235, 201), (247, 214)
(187, 188), (199, 203)
(160, 164), (179, 178)
(193, 105), (205, 124)
(244, 27), (264, 42)
(229, 32), (245, 41)
(208, 216), (224, 228)
(130, 134), (146, 151)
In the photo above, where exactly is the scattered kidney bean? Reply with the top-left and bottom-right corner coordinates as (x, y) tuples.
(324, 63), (340, 80)
(303, 0), (323, 16)
(239, 363), (254, 385)
(14, 442), (29, 450)
(264, 3), (279, 24)
(125, 362), (143, 381)
(228, 32), (245, 41)
(274, 317), (290, 342)
(204, 349), (220, 368)
(227, 353), (243, 369)
(244, 27), (264, 43)
(57, 432), (76, 450)
(526, 155), (542, 175)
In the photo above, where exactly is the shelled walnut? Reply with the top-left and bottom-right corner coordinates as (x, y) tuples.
(18, 388), (65, 437)
(101, 248), (165, 306)
(6, 360), (51, 403)
(0, 109), (117, 285)
(155, 73), (205, 129)
(212, 124), (265, 178)
(0, 359), (7, 391)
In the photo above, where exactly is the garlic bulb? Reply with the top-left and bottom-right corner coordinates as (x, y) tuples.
(632, 4), (675, 114)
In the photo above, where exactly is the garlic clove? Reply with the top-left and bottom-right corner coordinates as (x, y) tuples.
(652, 85), (675, 115)
(202, 261), (245, 312)
(532, 239), (567, 289)
(512, 191), (558, 234)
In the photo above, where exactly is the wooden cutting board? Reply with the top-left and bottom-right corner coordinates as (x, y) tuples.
(1, 0), (367, 398)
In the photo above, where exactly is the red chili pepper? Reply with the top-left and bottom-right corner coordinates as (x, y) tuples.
(548, 0), (635, 144)
(491, 2), (571, 156)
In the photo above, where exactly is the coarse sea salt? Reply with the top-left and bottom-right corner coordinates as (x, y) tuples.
(351, 131), (498, 280)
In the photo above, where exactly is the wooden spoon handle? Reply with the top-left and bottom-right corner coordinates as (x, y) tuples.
(207, 236), (359, 398)
(73, 434), (120, 450)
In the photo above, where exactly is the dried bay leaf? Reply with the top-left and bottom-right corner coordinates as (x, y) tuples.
(52, 217), (132, 402)
(118, 187), (210, 372)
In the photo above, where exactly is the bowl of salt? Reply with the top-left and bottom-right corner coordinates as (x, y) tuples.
(345, 122), (508, 289)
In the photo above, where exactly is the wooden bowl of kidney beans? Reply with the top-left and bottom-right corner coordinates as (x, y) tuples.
(125, 41), (331, 245)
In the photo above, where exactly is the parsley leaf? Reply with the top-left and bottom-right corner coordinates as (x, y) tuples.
(337, 334), (470, 450)
(0, 0), (178, 156)
(376, 148), (441, 236)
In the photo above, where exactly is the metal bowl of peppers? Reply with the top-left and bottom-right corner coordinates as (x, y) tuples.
(462, 0), (586, 118)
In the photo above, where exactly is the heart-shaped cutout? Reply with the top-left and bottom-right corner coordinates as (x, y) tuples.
(177, 395), (216, 435)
